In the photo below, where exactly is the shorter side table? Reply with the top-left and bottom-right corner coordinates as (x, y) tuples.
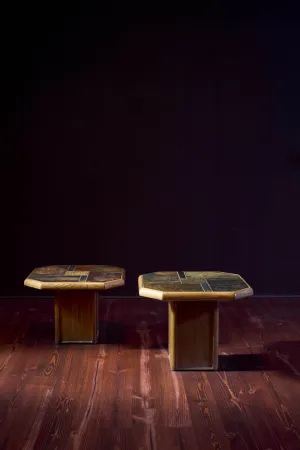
(24, 265), (125, 344)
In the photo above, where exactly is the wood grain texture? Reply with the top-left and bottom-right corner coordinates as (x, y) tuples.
(55, 291), (99, 344)
(169, 301), (219, 370)
(0, 297), (300, 449)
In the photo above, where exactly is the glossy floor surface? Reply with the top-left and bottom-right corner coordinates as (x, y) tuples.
(0, 297), (299, 449)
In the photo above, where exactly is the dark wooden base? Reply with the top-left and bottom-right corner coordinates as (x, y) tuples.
(54, 291), (99, 344)
(168, 300), (219, 370)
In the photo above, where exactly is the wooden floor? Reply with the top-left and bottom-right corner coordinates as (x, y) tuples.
(0, 297), (300, 449)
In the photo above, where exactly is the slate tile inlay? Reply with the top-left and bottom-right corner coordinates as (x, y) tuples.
(141, 271), (250, 293)
(25, 265), (125, 290)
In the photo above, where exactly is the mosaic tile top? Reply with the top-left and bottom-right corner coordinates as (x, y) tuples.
(24, 265), (125, 290)
(139, 271), (253, 301)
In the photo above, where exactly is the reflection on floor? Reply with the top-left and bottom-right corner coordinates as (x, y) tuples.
(0, 297), (299, 449)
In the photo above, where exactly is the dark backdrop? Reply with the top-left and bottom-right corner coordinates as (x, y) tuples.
(1, 5), (300, 296)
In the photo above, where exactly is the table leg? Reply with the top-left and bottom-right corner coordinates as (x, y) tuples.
(168, 300), (219, 370)
(54, 291), (99, 344)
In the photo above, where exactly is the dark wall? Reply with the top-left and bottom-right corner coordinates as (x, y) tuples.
(1, 6), (300, 296)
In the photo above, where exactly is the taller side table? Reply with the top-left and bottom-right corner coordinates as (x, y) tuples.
(138, 271), (253, 370)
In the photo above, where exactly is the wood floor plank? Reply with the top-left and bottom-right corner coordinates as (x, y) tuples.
(0, 314), (32, 375)
(182, 372), (231, 450)
(105, 299), (136, 429)
(131, 319), (156, 430)
(153, 427), (199, 450)
(22, 384), (54, 450)
(206, 371), (262, 450)
(147, 314), (193, 428)
(221, 303), (262, 349)
(71, 425), (150, 450)
(260, 369), (300, 439)
(0, 383), (50, 450)
(216, 370), (286, 450)
(219, 303), (300, 449)
(28, 348), (75, 450)
(0, 375), (21, 426)
(0, 297), (299, 450)
(242, 371), (300, 450)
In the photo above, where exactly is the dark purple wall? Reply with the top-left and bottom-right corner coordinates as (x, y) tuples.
(1, 6), (300, 295)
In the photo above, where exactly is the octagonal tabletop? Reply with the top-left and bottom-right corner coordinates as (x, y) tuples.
(24, 265), (125, 290)
(138, 271), (253, 301)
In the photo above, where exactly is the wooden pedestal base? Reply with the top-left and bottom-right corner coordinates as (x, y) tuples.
(168, 300), (219, 370)
(54, 291), (99, 344)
